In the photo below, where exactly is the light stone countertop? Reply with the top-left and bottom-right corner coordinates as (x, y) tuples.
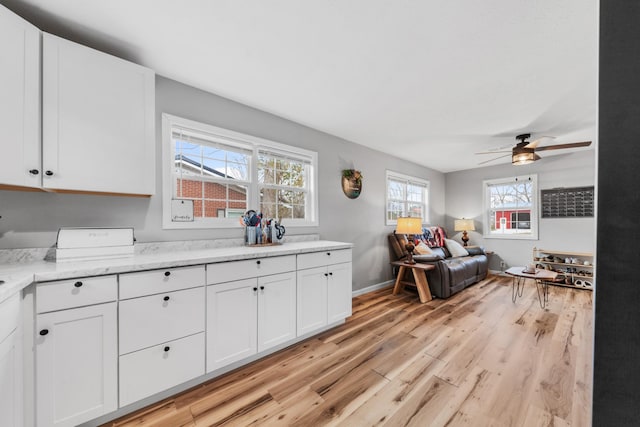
(0, 240), (353, 304)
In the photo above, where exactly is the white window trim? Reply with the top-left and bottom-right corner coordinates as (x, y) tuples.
(385, 170), (430, 226)
(162, 114), (318, 229)
(482, 174), (539, 240)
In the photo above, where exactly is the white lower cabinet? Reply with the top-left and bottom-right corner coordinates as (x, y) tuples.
(206, 278), (258, 372)
(206, 271), (296, 372)
(119, 333), (205, 407)
(296, 249), (353, 336)
(0, 294), (23, 427)
(327, 262), (353, 323)
(257, 272), (297, 352)
(36, 302), (117, 427)
(0, 330), (22, 427)
(118, 266), (205, 407)
(296, 266), (328, 336)
(119, 286), (205, 355)
(27, 245), (351, 425)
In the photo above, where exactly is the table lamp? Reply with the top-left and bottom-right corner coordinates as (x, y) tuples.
(454, 218), (475, 247)
(396, 217), (423, 264)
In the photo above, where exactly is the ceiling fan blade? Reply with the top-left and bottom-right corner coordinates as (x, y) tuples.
(475, 150), (511, 155)
(525, 136), (555, 149)
(534, 141), (592, 152)
(478, 153), (511, 165)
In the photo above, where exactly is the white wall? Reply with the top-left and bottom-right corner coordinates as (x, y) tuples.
(444, 150), (596, 270)
(0, 76), (445, 291)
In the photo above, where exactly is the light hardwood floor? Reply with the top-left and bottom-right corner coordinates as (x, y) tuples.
(105, 274), (593, 427)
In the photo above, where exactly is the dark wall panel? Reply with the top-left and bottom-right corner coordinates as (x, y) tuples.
(594, 2), (640, 425)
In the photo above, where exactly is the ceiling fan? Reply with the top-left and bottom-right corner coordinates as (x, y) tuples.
(476, 133), (592, 166)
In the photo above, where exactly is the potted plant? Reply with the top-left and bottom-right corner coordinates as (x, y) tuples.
(341, 169), (363, 199)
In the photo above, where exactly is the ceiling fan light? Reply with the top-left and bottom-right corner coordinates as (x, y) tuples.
(512, 151), (536, 165)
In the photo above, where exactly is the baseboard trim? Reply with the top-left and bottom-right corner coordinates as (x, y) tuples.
(489, 269), (509, 277)
(352, 280), (394, 297)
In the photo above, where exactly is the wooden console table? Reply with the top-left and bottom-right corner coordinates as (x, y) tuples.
(391, 260), (435, 303)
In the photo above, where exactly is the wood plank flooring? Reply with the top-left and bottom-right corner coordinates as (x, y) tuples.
(105, 274), (593, 427)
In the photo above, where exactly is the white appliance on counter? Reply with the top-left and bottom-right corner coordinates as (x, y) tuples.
(56, 227), (135, 262)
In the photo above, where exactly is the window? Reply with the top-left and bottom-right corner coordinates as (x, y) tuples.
(163, 114), (317, 229)
(258, 149), (311, 221)
(483, 174), (538, 239)
(385, 171), (429, 225)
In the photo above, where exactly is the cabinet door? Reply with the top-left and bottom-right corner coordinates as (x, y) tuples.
(0, 330), (22, 427)
(0, 5), (40, 188)
(327, 262), (353, 323)
(0, 293), (22, 427)
(296, 267), (328, 336)
(206, 279), (258, 372)
(36, 302), (117, 427)
(257, 272), (296, 352)
(42, 33), (155, 195)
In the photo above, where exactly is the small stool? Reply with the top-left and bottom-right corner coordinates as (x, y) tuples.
(390, 260), (436, 303)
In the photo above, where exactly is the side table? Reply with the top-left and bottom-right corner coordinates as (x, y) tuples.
(505, 266), (558, 308)
(390, 260), (436, 303)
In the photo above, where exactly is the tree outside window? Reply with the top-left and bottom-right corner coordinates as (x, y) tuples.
(258, 153), (308, 220)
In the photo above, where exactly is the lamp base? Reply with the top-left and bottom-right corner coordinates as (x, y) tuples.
(405, 242), (417, 264)
(461, 231), (469, 247)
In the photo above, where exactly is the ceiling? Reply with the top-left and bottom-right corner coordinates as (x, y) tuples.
(3, 0), (598, 173)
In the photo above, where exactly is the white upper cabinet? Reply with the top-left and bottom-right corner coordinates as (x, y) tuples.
(0, 5), (41, 189)
(42, 33), (155, 195)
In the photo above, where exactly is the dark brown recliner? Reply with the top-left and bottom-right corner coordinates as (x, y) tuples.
(388, 232), (488, 299)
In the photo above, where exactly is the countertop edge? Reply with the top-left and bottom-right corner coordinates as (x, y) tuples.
(0, 241), (353, 303)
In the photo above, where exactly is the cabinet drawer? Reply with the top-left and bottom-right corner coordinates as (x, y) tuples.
(207, 255), (295, 284)
(297, 249), (352, 270)
(119, 332), (205, 407)
(119, 287), (205, 355)
(36, 275), (117, 313)
(119, 265), (205, 300)
(0, 293), (20, 343)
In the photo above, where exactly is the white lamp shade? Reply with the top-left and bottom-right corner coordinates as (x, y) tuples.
(396, 217), (423, 235)
(454, 218), (475, 231)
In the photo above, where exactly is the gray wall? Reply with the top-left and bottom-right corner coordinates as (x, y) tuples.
(0, 76), (445, 292)
(444, 150), (596, 270)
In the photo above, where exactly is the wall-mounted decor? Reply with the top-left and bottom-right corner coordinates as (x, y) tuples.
(341, 169), (363, 199)
(541, 186), (594, 218)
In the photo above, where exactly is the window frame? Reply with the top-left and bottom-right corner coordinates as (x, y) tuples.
(385, 170), (430, 226)
(162, 114), (318, 229)
(482, 174), (539, 240)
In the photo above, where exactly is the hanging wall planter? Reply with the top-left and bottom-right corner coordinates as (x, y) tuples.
(341, 169), (363, 199)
